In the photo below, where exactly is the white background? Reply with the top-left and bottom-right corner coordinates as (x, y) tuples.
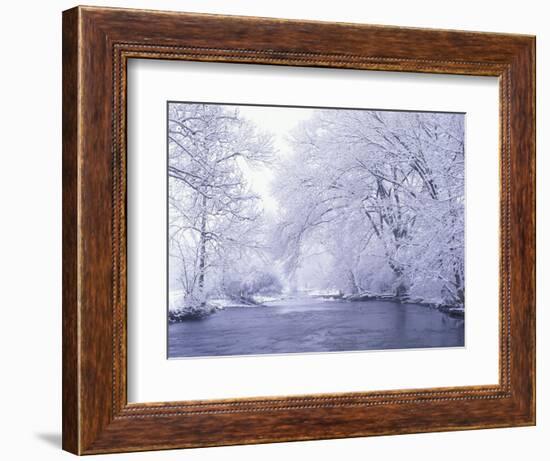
(128, 60), (499, 402)
(0, 1), (546, 460)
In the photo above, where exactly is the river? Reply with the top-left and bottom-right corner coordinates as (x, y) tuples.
(168, 297), (464, 358)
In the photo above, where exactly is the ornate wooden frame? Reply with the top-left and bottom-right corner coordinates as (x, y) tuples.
(62, 5), (536, 455)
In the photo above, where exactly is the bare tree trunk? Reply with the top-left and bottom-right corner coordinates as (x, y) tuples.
(387, 259), (408, 299)
(364, 206), (408, 299)
(197, 194), (207, 305)
(348, 270), (359, 295)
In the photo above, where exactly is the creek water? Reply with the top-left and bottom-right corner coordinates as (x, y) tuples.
(168, 297), (464, 358)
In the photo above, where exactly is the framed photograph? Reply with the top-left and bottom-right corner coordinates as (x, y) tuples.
(62, 6), (535, 455)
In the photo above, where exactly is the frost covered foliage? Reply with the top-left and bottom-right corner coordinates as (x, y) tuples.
(225, 270), (283, 301)
(274, 110), (464, 307)
(168, 103), (276, 313)
(168, 103), (465, 315)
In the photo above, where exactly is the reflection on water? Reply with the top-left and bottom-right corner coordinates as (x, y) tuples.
(168, 297), (464, 358)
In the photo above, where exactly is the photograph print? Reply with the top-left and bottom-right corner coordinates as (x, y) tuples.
(167, 101), (465, 359)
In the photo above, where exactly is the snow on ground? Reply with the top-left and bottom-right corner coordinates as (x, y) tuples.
(168, 290), (186, 312)
(169, 291), (289, 311)
(305, 289), (341, 297)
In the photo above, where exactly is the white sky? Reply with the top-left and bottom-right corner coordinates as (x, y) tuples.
(235, 105), (318, 213)
(237, 104), (313, 152)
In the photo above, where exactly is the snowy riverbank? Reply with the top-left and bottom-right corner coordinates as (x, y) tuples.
(168, 290), (464, 323)
(168, 291), (289, 322)
(341, 291), (464, 318)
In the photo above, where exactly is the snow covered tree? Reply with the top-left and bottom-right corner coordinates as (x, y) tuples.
(168, 103), (274, 309)
(274, 109), (464, 306)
